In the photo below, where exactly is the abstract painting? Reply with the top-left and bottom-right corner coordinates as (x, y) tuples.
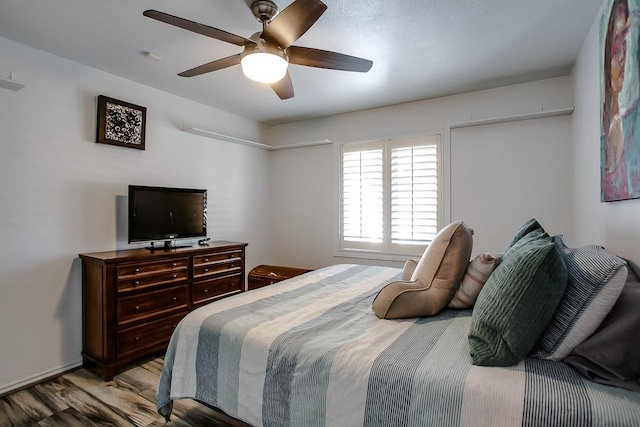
(600, 0), (640, 202)
(601, 0), (640, 201)
(96, 95), (146, 150)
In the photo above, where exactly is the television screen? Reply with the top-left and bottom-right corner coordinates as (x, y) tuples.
(128, 185), (207, 244)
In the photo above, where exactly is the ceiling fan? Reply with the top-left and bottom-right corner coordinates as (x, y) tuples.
(143, 0), (373, 100)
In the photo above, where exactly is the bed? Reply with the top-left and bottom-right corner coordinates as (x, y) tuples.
(156, 264), (640, 427)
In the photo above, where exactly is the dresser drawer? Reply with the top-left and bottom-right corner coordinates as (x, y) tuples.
(192, 274), (241, 306)
(117, 285), (188, 326)
(117, 257), (189, 277)
(248, 276), (279, 290)
(116, 312), (186, 357)
(193, 250), (242, 266)
(117, 269), (188, 293)
(193, 260), (242, 280)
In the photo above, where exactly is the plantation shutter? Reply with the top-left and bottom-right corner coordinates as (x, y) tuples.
(340, 135), (441, 255)
(342, 145), (384, 249)
(390, 143), (439, 246)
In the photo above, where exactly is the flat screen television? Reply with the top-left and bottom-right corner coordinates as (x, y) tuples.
(128, 185), (207, 248)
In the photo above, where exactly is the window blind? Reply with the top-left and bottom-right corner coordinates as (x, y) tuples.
(339, 135), (441, 256)
(390, 144), (439, 246)
(342, 149), (383, 243)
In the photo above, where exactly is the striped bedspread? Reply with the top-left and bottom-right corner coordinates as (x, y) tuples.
(156, 264), (640, 427)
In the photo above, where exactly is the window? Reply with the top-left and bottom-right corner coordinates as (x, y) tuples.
(339, 135), (441, 257)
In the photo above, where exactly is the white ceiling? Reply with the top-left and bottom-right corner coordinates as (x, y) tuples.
(0, 0), (603, 125)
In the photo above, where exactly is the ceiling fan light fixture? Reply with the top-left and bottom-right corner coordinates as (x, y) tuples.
(241, 40), (288, 83)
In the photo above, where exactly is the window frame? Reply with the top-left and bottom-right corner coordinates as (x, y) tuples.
(335, 134), (443, 261)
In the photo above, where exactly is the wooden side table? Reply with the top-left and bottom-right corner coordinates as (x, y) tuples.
(247, 265), (312, 290)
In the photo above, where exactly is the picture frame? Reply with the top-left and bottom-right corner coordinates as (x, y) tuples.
(96, 95), (146, 150)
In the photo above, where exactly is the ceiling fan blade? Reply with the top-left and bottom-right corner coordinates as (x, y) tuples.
(178, 54), (242, 77)
(261, 0), (327, 49)
(270, 71), (294, 100)
(143, 10), (253, 47)
(287, 46), (373, 72)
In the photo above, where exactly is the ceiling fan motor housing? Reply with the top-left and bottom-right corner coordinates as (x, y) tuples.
(250, 0), (280, 23)
(242, 36), (288, 62)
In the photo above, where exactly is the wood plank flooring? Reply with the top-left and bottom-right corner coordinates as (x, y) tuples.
(0, 356), (250, 427)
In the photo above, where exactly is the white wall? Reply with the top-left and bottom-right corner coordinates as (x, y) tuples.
(451, 116), (573, 254)
(0, 37), (272, 393)
(268, 144), (335, 269)
(267, 77), (576, 268)
(572, 0), (640, 263)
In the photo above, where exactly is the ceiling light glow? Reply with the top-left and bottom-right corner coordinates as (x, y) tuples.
(241, 40), (288, 83)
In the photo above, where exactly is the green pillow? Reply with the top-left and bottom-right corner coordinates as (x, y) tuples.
(505, 228), (548, 256)
(505, 218), (544, 252)
(468, 235), (568, 366)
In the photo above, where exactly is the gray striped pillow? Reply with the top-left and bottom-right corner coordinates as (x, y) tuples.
(530, 236), (627, 361)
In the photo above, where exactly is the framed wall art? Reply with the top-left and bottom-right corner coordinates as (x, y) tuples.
(601, 0), (640, 201)
(96, 95), (146, 150)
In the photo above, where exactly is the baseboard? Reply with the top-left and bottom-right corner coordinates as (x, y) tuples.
(0, 360), (83, 397)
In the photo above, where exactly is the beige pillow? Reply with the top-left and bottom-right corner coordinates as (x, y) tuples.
(372, 221), (473, 319)
(448, 252), (502, 309)
(401, 258), (420, 281)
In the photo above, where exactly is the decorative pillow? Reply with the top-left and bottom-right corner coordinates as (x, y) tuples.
(530, 236), (628, 361)
(505, 228), (549, 257)
(468, 235), (567, 366)
(448, 252), (502, 309)
(372, 221), (473, 319)
(564, 264), (640, 392)
(401, 258), (420, 281)
(505, 218), (544, 252)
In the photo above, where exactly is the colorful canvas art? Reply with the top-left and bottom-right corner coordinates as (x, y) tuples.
(601, 0), (640, 201)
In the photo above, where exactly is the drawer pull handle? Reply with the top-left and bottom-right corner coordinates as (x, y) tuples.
(203, 289), (209, 293)
(135, 306), (140, 311)
(172, 296), (177, 301)
(172, 274), (177, 279)
(135, 337), (140, 341)
(134, 268), (140, 273)
(172, 263), (177, 268)
(204, 258), (209, 262)
(204, 268), (209, 273)
(134, 280), (140, 287)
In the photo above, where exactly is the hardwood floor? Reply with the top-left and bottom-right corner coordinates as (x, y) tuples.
(0, 356), (249, 427)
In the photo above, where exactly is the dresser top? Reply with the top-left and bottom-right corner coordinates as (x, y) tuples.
(79, 240), (247, 263)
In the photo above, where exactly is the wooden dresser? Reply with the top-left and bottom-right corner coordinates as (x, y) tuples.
(79, 240), (247, 380)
